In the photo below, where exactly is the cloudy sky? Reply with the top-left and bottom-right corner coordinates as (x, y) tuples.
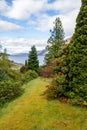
(0, 0), (81, 54)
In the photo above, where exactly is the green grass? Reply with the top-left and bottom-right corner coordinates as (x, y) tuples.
(0, 78), (87, 130)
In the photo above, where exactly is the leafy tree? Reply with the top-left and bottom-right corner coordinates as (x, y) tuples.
(27, 45), (39, 73)
(45, 17), (65, 64)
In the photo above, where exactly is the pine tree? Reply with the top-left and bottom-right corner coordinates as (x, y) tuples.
(66, 0), (87, 104)
(45, 17), (65, 64)
(27, 45), (39, 73)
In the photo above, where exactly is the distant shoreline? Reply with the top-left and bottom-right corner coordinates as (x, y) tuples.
(9, 60), (23, 66)
(8, 54), (44, 66)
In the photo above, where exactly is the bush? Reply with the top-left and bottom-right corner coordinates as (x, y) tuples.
(0, 68), (9, 81)
(7, 70), (22, 82)
(45, 75), (66, 99)
(22, 70), (38, 83)
(0, 80), (24, 105)
(20, 66), (26, 73)
(39, 64), (55, 78)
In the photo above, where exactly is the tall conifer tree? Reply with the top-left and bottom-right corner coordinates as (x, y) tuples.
(67, 0), (87, 103)
(27, 45), (39, 73)
(45, 17), (64, 64)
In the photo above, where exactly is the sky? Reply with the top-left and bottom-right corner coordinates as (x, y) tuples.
(0, 0), (81, 54)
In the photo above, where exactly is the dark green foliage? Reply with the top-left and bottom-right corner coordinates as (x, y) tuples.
(45, 76), (65, 99)
(45, 0), (87, 106)
(22, 70), (38, 83)
(0, 50), (24, 106)
(7, 70), (22, 82)
(27, 45), (39, 73)
(66, 0), (87, 104)
(45, 17), (65, 64)
(45, 44), (69, 99)
(0, 80), (24, 105)
(0, 68), (9, 81)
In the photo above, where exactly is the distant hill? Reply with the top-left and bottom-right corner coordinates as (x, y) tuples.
(10, 49), (47, 57)
(37, 49), (47, 56)
(11, 53), (28, 57)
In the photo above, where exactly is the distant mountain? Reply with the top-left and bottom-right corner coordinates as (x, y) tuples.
(10, 49), (47, 57)
(11, 53), (28, 57)
(37, 49), (47, 56)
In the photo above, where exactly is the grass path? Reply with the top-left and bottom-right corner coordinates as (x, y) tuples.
(0, 78), (87, 130)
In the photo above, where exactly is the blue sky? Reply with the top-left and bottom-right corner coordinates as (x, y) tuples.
(0, 0), (81, 54)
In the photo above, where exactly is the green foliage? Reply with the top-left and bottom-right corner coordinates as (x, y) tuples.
(66, 0), (87, 104)
(0, 50), (24, 106)
(22, 70), (38, 83)
(45, 0), (87, 106)
(0, 49), (10, 71)
(45, 44), (69, 99)
(0, 68), (9, 81)
(45, 17), (65, 64)
(7, 70), (22, 82)
(27, 45), (39, 73)
(0, 80), (24, 105)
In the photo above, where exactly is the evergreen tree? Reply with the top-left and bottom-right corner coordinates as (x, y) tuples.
(66, 0), (87, 103)
(45, 0), (87, 105)
(45, 17), (64, 64)
(27, 45), (39, 73)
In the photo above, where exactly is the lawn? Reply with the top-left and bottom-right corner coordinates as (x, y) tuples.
(0, 78), (87, 130)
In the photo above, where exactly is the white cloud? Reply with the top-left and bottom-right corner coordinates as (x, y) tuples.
(0, 0), (9, 14)
(0, 38), (47, 54)
(28, 14), (54, 31)
(59, 8), (80, 37)
(0, 20), (22, 31)
(1, 0), (81, 20)
(4, 0), (46, 20)
(27, 0), (81, 37)
(28, 7), (80, 37)
(46, 0), (81, 13)
(0, 0), (81, 48)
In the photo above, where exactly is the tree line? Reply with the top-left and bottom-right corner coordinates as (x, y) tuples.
(44, 0), (87, 106)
